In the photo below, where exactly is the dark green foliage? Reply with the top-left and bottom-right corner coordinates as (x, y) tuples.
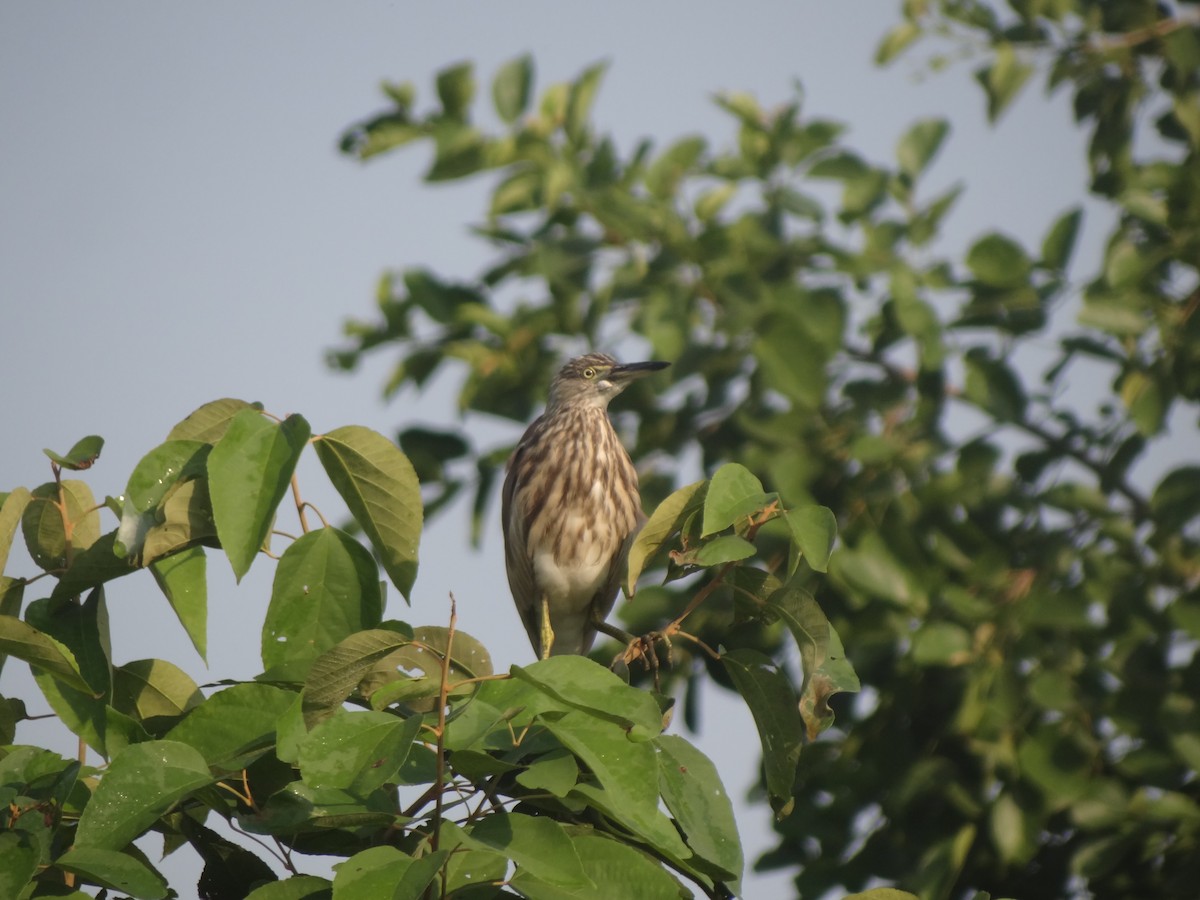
(325, 3), (1200, 895)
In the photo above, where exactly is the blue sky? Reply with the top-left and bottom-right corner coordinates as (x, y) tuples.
(1, 3), (1111, 896)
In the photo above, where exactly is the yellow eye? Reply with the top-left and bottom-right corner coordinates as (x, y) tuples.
(583, 367), (596, 379)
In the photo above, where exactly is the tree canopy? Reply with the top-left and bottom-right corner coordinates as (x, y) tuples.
(2, 1), (1198, 898)
(328, 0), (1200, 896)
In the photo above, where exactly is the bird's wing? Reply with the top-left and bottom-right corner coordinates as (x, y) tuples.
(580, 511), (643, 655)
(501, 420), (543, 654)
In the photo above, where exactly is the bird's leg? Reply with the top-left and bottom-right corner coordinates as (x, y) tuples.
(593, 616), (674, 675)
(539, 597), (554, 660)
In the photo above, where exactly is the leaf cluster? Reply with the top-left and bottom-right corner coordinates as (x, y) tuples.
(1, 404), (846, 897)
(326, 12), (1200, 896)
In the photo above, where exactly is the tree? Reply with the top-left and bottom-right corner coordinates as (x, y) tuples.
(0, 403), (841, 897)
(324, 1), (1200, 898)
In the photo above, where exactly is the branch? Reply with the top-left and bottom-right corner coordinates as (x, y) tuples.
(847, 345), (1153, 522)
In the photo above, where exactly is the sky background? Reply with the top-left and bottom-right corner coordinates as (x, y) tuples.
(0, 3), (1174, 897)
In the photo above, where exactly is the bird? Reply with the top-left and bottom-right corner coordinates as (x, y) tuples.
(502, 352), (669, 659)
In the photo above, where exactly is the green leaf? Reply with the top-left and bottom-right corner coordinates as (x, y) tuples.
(1151, 466), (1200, 531)
(115, 440), (209, 558)
(1041, 207), (1083, 271)
(436, 61), (475, 120)
(245, 876), (332, 900)
(754, 313), (828, 408)
(75, 740), (214, 850)
(1077, 295), (1146, 336)
(313, 425), (422, 601)
(626, 479), (705, 594)
(25, 590), (112, 697)
(875, 20), (921, 65)
(43, 435), (104, 471)
(0, 578), (25, 678)
(208, 410), (311, 580)
(0, 487), (32, 577)
(702, 464), (774, 536)
(150, 545), (207, 662)
(493, 54), (533, 123)
(565, 61), (607, 142)
(549, 712), (692, 860)
(515, 748), (579, 797)
(1017, 725), (1095, 809)
(166, 682), (297, 770)
(911, 621), (972, 666)
(300, 628), (414, 726)
(33, 671), (147, 758)
(469, 812), (591, 888)
(510, 831), (689, 899)
(363, 625), (492, 715)
(0, 614), (95, 694)
(51, 530), (139, 601)
(963, 349), (1027, 421)
(55, 847), (168, 900)
(262, 528), (383, 673)
(655, 734), (743, 883)
(843, 890), (921, 900)
(331, 846), (445, 900)
(0, 831), (39, 898)
(111, 658), (204, 723)
(976, 42), (1033, 121)
(830, 532), (924, 611)
(139, 477), (218, 566)
(167, 398), (259, 443)
(513, 656), (664, 740)
(299, 708), (422, 793)
(691, 534), (756, 567)
(1120, 369), (1168, 436)
(966, 232), (1031, 288)
(721, 649), (803, 818)
(23, 480), (100, 572)
(896, 118), (949, 178)
(784, 505), (837, 574)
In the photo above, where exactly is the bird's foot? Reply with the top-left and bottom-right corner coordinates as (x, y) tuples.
(618, 624), (677, 679)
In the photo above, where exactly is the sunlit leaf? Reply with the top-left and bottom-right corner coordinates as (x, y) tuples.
(167, 398), (260, 443)
(493, 54), (533, 124)
(55, 846), (168, 899)
(896, 118), (949, 178)
(626, 479), (705, 594)
(208, 410), (311, 581)
(468, 812), (591, 888)
(702, 464), (774, 537)
(313, 426), (422, 601)
(0, 614), (95, 695)
(0, 487), (32, 577)
(23, 480), (100, 572)
(150, 546), (207, 662)
(299, 708), (422, 794)
(75, 740), (214, 850)
(513, 655), (663, 740)
(262, 528), (383, 674)
(43, 435), (104, 471)
(166, 682), (297, 770)
(300, 628), (413, 726)
(111, 658), (204, 724)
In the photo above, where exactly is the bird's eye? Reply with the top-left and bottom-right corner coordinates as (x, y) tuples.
(583, 367), (596, 379)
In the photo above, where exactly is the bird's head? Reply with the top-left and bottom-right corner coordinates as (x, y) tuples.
(546, 353), (669, 411)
